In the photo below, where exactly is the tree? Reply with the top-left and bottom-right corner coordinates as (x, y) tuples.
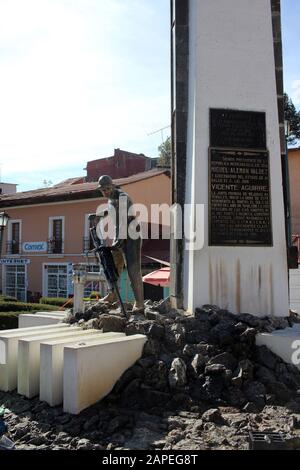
(284, 93), (300, 145)
(157, 136), (171, 167)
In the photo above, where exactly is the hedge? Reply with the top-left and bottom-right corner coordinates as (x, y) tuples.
(0, 295), (18, 302)
(39, 294), (100, 306)
(0, 312), (21, 330)
(0, 301), (59, 313)
(89, 292), (102, 300)
(39, 297), (73, 307)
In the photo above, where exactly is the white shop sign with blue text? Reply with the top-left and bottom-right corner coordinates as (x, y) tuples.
(0, 259), (30, 265)
(22, 242), (47, 253)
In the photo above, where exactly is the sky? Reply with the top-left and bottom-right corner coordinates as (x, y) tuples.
(0, 0), (299, 193)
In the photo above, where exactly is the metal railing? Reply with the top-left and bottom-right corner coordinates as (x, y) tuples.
(47, 238), (64, 254)
(292, 235), (300, 252)
(83, 237), (94, 254)
(292, 234), (300, 264)
(6, 240), (21, 255)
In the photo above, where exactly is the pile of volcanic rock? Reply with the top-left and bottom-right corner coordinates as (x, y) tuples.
(2, 301), (300, 450)
(66, 300), (300, 414)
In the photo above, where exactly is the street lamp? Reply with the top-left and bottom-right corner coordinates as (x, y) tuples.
(0, 211), (10, 258)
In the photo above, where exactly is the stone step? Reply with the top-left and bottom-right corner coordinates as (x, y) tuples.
(37, 312), (67, 317)
(18, 314), (65, 328)
(256, 324), (300, 370)
(0, 323), (68, 335)
(40, 332), (125, 406)
(0, 325), (77, 392)
(63, 334), (147, 414)
(17, 328), (95, 398)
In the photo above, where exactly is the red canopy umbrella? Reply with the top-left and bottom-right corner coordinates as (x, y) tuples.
(142, 267), (170, 287)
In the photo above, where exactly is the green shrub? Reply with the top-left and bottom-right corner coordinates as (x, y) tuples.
(89, 292), (101, 300)
(39, 297), (73, 307)
(0, 312), (24, 330)
(0, 294), (18, 302)
(0, 301), (59, 313)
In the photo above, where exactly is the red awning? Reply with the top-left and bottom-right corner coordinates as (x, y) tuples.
(142, 267), (170, 287)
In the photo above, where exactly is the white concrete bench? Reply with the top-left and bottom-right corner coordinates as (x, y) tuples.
(18, 314), (65, 328)
(63, 334), (147, 414)
(40, 332), (125, 406)
(17, 328), (98, 398)
(0, 323), (68, 335)
(38, 312), (66, 317)
(256, 324), (300, 370)
(289, 269), (300, 312)
(0, 325), (75, 392)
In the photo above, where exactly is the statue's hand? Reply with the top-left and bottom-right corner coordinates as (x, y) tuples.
(88, 213), (97, 222)
(112, 239), (124, 249)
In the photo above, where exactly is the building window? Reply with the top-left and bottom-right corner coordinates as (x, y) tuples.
(83, 264), (106, 297)
(5, 265), (26, 301)
(48, 217), (64, 254)
(44, 264), (68, 298)
(83, 214), (95, 254)
(7, 220), (21, 255)
(11, 223), (20, 254)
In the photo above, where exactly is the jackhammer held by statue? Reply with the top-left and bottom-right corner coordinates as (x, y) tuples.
(89, 224), (128, 318)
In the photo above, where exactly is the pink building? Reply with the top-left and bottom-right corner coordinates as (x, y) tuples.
(0, 169), (170, 302)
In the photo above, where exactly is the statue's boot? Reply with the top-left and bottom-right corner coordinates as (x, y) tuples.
(99, 291), (117, 303)
(132, 301), (145, 314)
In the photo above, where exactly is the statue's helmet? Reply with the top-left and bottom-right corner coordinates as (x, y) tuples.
(97, 175), (113, 189)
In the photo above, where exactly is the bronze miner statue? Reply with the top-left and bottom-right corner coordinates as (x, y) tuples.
(88, 175), (144, 313)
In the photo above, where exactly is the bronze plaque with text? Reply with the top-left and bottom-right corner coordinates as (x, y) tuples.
(209, 149), (272, 246)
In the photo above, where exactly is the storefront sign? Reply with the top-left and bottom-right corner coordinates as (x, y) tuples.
(22, 242), (47, 253)
(0, 259), (31, 265)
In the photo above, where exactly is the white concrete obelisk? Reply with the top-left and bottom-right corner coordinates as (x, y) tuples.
(173, 0), (289, 316)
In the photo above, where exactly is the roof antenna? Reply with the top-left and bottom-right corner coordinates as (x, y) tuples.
(147, 125), (171, 144)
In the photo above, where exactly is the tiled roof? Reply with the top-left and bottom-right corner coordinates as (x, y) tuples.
(0, 169), (170, 208)
(53, 177), (86, 186)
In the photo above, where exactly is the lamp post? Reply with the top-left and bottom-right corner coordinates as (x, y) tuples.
(0, 212), (10, 259)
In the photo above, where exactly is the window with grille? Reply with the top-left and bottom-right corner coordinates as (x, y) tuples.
(7, 221), (21, 255)
(83, 215), (96, 253)
(11, 222), (20, 254)
(5, 265), (26, 301)
(83, 264), (106, 297)
(49, 218), (63, 253)
(45, 264), (68, 298)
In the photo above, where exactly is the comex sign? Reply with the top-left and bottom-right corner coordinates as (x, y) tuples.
(22, 242), (47, 253)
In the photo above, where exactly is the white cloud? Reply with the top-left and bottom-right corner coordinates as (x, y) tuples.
(0, 0), (170, 188)
(291, 80), (300, 106)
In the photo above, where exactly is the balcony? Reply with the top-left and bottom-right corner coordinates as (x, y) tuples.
(83, 237), (94, 254)
(47, 238), (64, 254)
(6, 240), (21, 255)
